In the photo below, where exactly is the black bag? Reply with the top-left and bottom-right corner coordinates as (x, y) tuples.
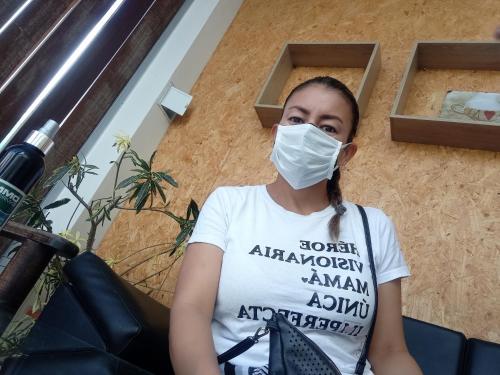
(217, 205), (378, 375)
(267, 312), (342, 375)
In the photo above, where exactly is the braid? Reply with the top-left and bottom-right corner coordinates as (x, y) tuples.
(327, 169), (345, 240)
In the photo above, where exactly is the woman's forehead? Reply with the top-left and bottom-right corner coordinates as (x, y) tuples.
(285, 85), (352, 118)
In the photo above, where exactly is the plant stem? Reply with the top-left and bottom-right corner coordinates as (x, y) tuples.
(112, 150), (127, 200)
(131, 251), (183, 287)
(133, 284), (174, 294)
(63, 182), (92, 216)
(66, 201), (81, 231)
(113, 241), (173, 264)
(154, 251), (184, 298)
(115, 205), (183, 224)
(63, 182), (97, 251)
(119, 247), (173, 277)
(132, 267), (167, 287)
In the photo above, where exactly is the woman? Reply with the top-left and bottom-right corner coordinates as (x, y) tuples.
(170, 76), (422, 375)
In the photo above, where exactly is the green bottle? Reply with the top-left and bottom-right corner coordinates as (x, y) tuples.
(0, 120), (59, 230)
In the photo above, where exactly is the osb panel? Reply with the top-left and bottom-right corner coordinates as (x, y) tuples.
(98, 0), (500, 343)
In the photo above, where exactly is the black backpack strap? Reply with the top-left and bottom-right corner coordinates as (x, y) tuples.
(223, 362), (236, 375)
(217, 327), (269, 364)
(355, 205), (379, 375)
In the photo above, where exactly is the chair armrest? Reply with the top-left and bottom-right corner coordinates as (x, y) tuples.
(0, 223), (79, 332)
(1, 222), (79, 259)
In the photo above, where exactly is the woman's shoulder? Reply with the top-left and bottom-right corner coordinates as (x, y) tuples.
(208, 184), (264, 204)
(213, 184), (263, 194)
(344, 201), (393, 226)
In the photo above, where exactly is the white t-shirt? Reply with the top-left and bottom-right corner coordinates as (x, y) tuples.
(188, 185), (410, 375)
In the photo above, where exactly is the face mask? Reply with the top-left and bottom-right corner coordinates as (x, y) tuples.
(270, 123), (350, 190)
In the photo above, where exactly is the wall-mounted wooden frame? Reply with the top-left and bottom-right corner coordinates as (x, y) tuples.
(254, 42), (381, 128)
(390, 41), (500, 152)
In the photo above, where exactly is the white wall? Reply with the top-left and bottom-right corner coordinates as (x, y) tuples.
(44, 0), (243, 250)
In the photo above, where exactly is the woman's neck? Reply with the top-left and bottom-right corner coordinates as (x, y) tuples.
(266, 175), (330, 215)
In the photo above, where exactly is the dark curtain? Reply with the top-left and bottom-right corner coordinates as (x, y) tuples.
(0, 0), (185, 174)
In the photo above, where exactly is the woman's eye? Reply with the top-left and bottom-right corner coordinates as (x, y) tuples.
(288, 116), (303, 124)
(319, 125), (336, 134)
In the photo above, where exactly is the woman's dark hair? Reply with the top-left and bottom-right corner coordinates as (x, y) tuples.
(283, 76), (360, 240)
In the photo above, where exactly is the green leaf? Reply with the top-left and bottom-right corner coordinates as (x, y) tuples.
(109, 196), (122, 209)
(134, 182), (151, 212)
(89, 206), (103, 221)
(104, 207), (111, 221)
(43, 198), (71, 210)
(138, 158), (150, 171)
(173, 228), (190, 255)
(127, 149), (140, 159)
(44, 164), (71, 188)
(75, 168), (84, 189)
(150, 180), (158, 196)
(191, 200), (200, 218)
(95, 211), (106, 226)
(149, 151), (157, 168)
(135, 199), (147, 212)
(128, 150), (150, 171)
(186, 199), (199, 219)
(116, 175), (140, 189)
(125, 184), (139, 195)
(156, 182), (167, 203)
(169, 243), (179, 256)
(26, 213), (42, 228)
(127, 185), (141, 202)
(158, 172), (178, 187)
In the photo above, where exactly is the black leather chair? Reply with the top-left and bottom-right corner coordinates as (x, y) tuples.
(1, 251), (173, 375)
(403, 315), (467, 375)
(1, 349), (153, 375)
(2, 248), (499, 375)
(463, 338), (500, 375)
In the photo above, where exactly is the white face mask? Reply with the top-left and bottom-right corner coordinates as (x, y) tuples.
(270, 123), (350, 190)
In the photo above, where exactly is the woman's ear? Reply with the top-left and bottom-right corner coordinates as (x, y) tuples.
(339, 143), (357, 168)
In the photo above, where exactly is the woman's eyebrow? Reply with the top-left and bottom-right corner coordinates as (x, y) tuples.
(287, 105), (310, 114)
(287, 105), (344, 124)
(319, 114), (344, 124)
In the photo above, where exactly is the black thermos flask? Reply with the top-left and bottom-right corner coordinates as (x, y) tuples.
(0, 120), (59, 230)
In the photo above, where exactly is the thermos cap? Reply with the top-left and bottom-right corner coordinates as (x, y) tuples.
(25, 120), (59, 155)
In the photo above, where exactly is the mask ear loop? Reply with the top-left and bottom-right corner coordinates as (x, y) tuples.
(329, 141), (351, 175)
(341, 142), (352, 149)
(336, 142), (352, 169)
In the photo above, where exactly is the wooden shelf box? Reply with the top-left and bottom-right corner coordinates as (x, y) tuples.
(390, 41), (500, 152)
(254, 42), (381, 128)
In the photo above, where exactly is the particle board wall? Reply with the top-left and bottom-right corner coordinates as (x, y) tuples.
(97, 0), (500, 343)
